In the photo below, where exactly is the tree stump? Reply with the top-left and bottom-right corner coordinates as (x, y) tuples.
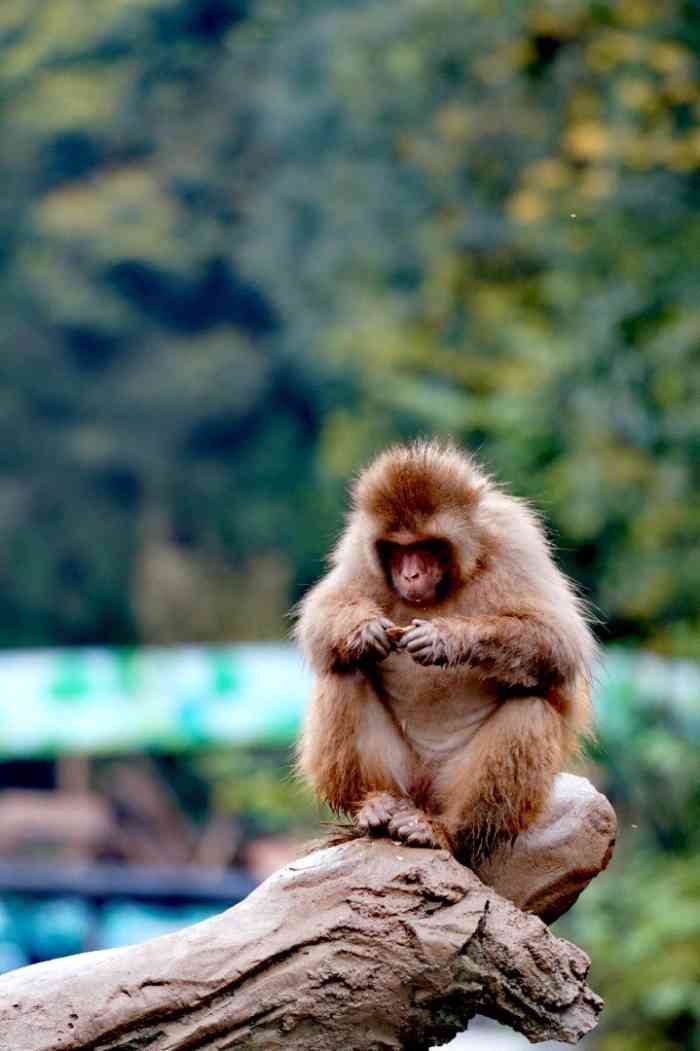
(0, 839), (603, 1050)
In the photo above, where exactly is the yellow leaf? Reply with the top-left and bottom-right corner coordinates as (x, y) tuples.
(616, 0), (661, 26)
(665, 138), (699, 172)
(470, 284), (511, 323)
(648, 41), (693, 75)
(507, 190), (548, 224)
(522, 158), (570, 190)
(579, 168), (617, 199)
(473, 40), (534, 85)
(435, 104), (474, 145)
(620, 133), (663, 169)
(34, 167), (183, 265)
(564, 121), (612, 161)
(10, 67), (130, 131)
(527, 7), (582, 38)
(569, 88), (604, 121)
(663, 77), (700, 105)
(615, 77), (658, 113)
(587, 31), (645, 72)
(1, 0), (163, 81)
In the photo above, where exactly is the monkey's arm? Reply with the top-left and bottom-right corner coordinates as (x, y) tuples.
(401, 612), (587, 688)
(294, 570), (394, 673)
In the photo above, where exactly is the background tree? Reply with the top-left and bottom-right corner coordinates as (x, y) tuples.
(0, 4), (699, 1045)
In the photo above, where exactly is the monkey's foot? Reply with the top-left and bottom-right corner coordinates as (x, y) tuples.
(356, 792), (404, 834)
(388, 805), (442, 848)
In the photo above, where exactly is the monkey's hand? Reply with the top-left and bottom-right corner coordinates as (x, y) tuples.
(399, 618), (452, 666)
(346, 616), (395, 663)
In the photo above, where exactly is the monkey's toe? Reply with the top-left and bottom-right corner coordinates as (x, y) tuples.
(387, 808), (440, 848)
(356, 792), (403, 833)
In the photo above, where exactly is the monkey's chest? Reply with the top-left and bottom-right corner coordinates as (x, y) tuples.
(378, 653), (500, 762)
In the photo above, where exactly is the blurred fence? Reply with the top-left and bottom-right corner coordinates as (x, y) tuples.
(0, 643), (696, 757)
(0, 644), (311, 757)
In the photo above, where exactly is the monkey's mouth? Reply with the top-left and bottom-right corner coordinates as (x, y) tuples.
(401, 586), (436, 605)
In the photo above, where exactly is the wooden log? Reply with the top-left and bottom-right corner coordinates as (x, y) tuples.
(0, 839), (602, 1050)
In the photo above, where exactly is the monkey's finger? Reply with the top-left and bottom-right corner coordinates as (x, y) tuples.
(400, 626), (429, 644)
(406, 646), (433, 661)
(405, 830), (435, 847)
(358, 802), (390, 829)
(366, 622), (391, 650)
(389, 813), (436, 846)
(366, 621), (386, 640)
(358, 805), (379, 829)
(400, 624), (427, 644)
(379, 617), (395, 630)
(411, 643), (444, 665)
(387, 812), (419, 834)
(373, 643), (392, 661)
(389, 821), (416, 839)
(369, 628), (391, 650)
(398, 621), (424, 637)
(404, 632), (435, 652)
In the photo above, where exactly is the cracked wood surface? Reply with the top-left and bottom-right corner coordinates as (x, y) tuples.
(0, 840), (603, 1050)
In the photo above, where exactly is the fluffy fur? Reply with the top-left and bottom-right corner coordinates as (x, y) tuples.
(294, 441), (596, 867)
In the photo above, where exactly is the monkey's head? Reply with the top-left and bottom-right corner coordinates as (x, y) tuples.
(340, 441), (490, 606)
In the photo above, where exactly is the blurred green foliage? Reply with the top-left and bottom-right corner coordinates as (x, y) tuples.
(0, 2), (699, 1046)
(197, 746), (322, 834)
(566, 851), (700, 1051)
(555, 649), (700, 1050)
(0, 0), (698, 656)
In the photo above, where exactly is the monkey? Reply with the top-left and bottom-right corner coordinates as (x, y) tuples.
(294, 440), (598, 873)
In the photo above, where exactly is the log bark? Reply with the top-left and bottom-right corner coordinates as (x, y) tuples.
(0, 840), (603, 1051)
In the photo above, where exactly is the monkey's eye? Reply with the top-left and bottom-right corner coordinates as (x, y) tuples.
(376, 540), (393, 563)
(421, 538), (451, 562)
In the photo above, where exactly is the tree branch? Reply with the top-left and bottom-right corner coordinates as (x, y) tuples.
(0, 840), (603, 1050)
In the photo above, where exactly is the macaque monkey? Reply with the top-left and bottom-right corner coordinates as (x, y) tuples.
(295, 441), (598, 872)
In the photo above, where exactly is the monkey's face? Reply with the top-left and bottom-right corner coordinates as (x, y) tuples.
(384, 539), (449, 605)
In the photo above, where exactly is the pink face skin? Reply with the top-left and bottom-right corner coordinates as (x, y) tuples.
(388, 541), (447, 605)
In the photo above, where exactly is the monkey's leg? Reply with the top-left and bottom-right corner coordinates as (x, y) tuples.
(475, 772), (617, 923)
(297, 672), (415, 817)
(434, 696), (564, 865)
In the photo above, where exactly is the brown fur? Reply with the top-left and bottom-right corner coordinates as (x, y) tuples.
(294, 440), (596, 866)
